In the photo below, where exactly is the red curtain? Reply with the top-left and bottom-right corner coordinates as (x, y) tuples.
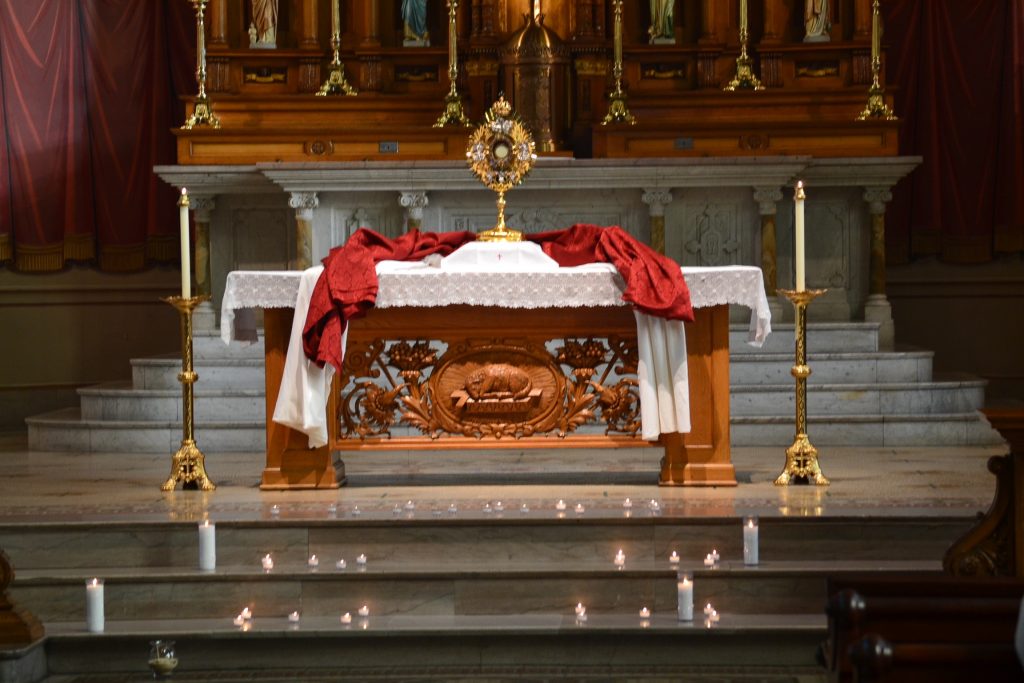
(0, 0), (192, 273)
(885, 0), (1024, 264)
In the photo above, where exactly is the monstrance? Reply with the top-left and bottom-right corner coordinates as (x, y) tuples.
(466, 96), (537, 242)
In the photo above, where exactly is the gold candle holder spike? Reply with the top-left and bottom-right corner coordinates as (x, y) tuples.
(775, 288), (829, 486)
(160, 295), (216, 492)
(724, 23), (764, 92)
(316, 0), (357, 96)
(182, 0), (221, 129)
(434, 0), (471, 127)
(857, 0), (897, 120)
(466, 96), (536, 242)
(602, 0), (636, 125)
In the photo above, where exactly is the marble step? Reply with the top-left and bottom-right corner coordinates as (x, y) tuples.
(34, 614), (826, 681)
(78, 383), (265, 422)
(9, 561), (938, 623)
(729, 322), (879, 354)
(732, 412), (1004, 447)
(731, 379), (986, 416)
(192, 329), (264, 360)
(0, 516), (972, 572)
(25, 407), (264, 453)
(130, 357), (265, 391)
(730, 351), (933, 385)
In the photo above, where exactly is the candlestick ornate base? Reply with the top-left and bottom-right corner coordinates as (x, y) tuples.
(434, 90), (471, 128)
(316, 63), (357, 97)
(775, 288), (829, 486)
(161, 295), (216, 492)
(182, 94), (221, 129)
(602, 88), (636, 125)
(724, 28), (764, 92)
(856, 81), (897, 121)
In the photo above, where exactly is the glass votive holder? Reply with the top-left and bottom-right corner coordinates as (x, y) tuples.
(148, 640), (178, 679)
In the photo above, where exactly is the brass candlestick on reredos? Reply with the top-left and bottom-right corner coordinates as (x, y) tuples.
(466, 96), (537, 243)
(182, 0), (220, 129)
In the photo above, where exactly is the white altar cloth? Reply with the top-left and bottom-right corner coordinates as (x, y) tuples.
(221, 263), (771, 448)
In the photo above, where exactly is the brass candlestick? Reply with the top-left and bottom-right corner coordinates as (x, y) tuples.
(434, 0), (470, 127)
(602, 0), (636, 125)
(775, 288), (829, 486)
(857, 0), (897, 120)
(724, 3), (764, 92)
(182, 0), (220, 129)
(161, 295), (216, 491)
(316, 0), (357, 96)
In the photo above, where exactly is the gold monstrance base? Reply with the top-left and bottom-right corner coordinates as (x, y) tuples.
(775, 288), (829, 486)
(477, 192), (522, 242)
(161, 295), (216, 492)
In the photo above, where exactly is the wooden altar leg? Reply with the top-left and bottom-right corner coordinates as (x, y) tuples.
(659, 305), (737, 486)
(260, 307), (346, 490)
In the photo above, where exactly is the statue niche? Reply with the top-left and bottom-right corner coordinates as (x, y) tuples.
(249, 0), (278, 49)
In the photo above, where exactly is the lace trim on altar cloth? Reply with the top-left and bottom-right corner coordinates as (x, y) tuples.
(220, 263), (772, 347)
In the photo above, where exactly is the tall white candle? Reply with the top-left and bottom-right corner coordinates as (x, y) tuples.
(794, 181), (806, 292)
(198, 520), (216, 571)
(85, 578), (105, 633)
(743, 515), (759, 566)
(179, 188), (191, 299)
(676, 573), (693, 622)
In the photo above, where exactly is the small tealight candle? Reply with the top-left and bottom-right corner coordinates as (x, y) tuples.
(392, 504), (402, 516)
(704, 602), (714, 616)
(703, 554), (715, 568)
(709, 609), (720, 623)
(340, 612), (352, 625)
(614, 549), (626, 567)
(270, 505), (280, 517)
(447, 503), (458, 514)
(639, 606), (651, 619)
(649, 499), (660, 511)
(232, 614), (245, 626)
(352, 506), (362, 516)
(356, 554), (367, 566)
(520, 503), (530, 514)
(85, 578), (104, 633)
(575, 612), (588, 623)
(261, 554), (274, 571)
(494, 501), (504, 512)
(677, 573), (694, 622)
(404, 500), (415, 511)
(555, 500), (567, 511)
(327, 503), (338, 516)
(669, 551), (680, 565)
(743, 516), (759, 566)
(240, 607), (252, 620)
(482, 503), (493, 514)
(711, 548), (720, 562)
(336, 559), (347, 570)
(198, 520), (216, 572)
(288, 611), (300, 623)
(358, 605), (369, 617)
(623, 498), (633, 509)
(574, 503), (585, 514)
(308, 554), (319, 570)
(575, 602), (586, 616)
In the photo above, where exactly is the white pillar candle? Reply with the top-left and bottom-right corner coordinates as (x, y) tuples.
(198, 520), (216, 572)
(795, 181), (806, 292)
(85, 578), (104, 633)
(677, 573), (693, 622)
(178, 188), (191, 299)
(743, 515), (760, 566)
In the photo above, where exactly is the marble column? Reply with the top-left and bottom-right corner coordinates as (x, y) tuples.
(289, 192), (319, 271)
(641, 189), (673, 255)
(753, 186), (785, 321)
(399, 192), (429, 232)
(863, 187), (895, 350)
(190, 195), (217, 331)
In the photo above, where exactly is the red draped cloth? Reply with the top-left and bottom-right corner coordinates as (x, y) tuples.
(303, 225), (693, 372)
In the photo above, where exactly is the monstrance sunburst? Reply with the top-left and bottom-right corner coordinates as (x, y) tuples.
(466, 96), (537, 242)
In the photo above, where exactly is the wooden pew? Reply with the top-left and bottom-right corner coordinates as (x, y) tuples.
(820, 575), (1024, 683)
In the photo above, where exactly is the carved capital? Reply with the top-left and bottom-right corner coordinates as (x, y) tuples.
(399, 191), (429, 221)
(862, 187), (893, 215)
(752, 187), (783, 216)
(289, 192), (319, 221)
(189, 195), (216, 223)
(641, 189), (673, 217)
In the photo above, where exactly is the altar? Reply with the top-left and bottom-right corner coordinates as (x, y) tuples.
(222, 262), (770, 489)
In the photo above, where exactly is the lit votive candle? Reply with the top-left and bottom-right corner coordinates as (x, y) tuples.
(270, 505), (280, 517)
(357, 605), (369, 617)
(704, 602), (714, 616)
(623, 498), (633, 509)
(743, 516), (759, 566)
(555, 499), (567, 511)
(240, 607), (252, 621)
(711, 548), (720, 563)
(677, 573), (694, 622)
(520, 503), (530, 514)
(340, 612), (352, 625)
(575, 612), (588, 623)
(448, 503), (458, 515)
(232, 614), (245, 626)
(482, 502), (493, 514)
(261, 554), (274, 571)
(575, 602), (586, 616)
(703, 554), (715, 568)
(198, 520), (216, 572)
(668, 551), (680, 566)
(574, 503), (585, 514)
(404, 500), (415, 511)
(639, 606), (651, 619)
(352, 505), (362, 516)
(392, 504), (402, 516)
(288, 611), (300, 623)
(308, 554), (319, 570)
(356, 554), (367, 566)
(335, 559), (347, 570)
(709, 609), (720, 623)
(494, 501), (504, 512)
(327, 503), (338, 516)
(85, 578), (104, 633)
(613, 549), (626, 568)
(649, 499), (660, 511)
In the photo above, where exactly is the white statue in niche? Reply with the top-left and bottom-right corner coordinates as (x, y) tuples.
(648, 0), (675, 44)
(250, 0), (278, 49)
(402, 0), (430, 46)
(803, 0), (831, 42)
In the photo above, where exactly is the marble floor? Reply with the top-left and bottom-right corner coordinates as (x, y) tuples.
(0, 430), (1006, 523)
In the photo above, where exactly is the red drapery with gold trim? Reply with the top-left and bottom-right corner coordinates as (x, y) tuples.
(0, 0), (192, 272)
(885, 0), (1024, 264)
